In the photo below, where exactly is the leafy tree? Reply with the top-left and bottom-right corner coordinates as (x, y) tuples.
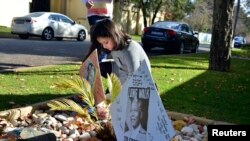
(233, 6), (250, 36)
(243, 12), (250, 33)
(164, 0), (195, 21)
(240, 0), (250, 14)
(132, 0), (165, 27)
(131, 0), (195, 27)
(184, 0), (213, 32)
(209, 0), (234, 72)
(232, 0), (250, 36)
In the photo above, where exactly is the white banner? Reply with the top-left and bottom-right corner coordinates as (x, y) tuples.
(110, 61), (175, 141)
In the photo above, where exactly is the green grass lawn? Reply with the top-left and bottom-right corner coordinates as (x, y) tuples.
(0, 26), (11, 36)
(151, 53), (249, 124)
(0, 52), (249, 124)
(131, 34), (141, 42)
(232, 46), (250, 58)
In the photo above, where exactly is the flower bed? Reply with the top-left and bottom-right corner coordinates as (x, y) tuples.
(0, 98), (232, 141)
(0, 97), (115, 141)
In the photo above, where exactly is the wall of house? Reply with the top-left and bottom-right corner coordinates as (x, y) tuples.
(66, 0), (90, 30)
(0, 0), (32, 27)
(50, 0), (90, 30)
(50, 0), (63, 13)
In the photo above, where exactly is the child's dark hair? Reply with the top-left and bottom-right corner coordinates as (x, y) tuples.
(91, 19), (131, 52)
(82, 19), (131, 62)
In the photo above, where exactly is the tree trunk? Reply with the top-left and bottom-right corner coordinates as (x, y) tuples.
(209, 0), (234, 72)
(135, 8), (141, 35)
(140, 0), (148, 27)
(151, 1), (162, 25)
(113, 0), (122, 25)
(233, 0), (240, 37)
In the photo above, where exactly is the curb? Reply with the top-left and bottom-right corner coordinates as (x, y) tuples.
(0, 62), (82, 73)
(167, 111), (233, 125)
(0, 34), (16, 39)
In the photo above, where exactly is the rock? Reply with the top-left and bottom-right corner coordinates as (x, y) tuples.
(172, 135), (182, 141)
(54, 114), (67, 121)
(194, 133), (203, 141)
(189, 124), (199, 133)
(173, 120), (186, 131)
(181, 126), (194, 137)
(79, 132), (91, 140)
(68, 133), (77, 139)
(20, 128), (46, 139)
(37, 113), (48, 118)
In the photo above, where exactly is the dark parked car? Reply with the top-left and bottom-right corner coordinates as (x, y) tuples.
(141, 21), (199, 54)
(233, 36), (246, 48)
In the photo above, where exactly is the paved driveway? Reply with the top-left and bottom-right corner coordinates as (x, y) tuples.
(0, 37), (91, 72)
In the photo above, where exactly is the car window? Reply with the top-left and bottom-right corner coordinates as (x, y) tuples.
(234, 37), (240, 40)
(234, 37), (243, 41)
(58, 15), (73, 24)
(234, 36), (246, 43)
(48, 15), (58, 21)
(181, 24), (190, 33)
(152, 22), (180, 30)
(182, 24), (194, 34)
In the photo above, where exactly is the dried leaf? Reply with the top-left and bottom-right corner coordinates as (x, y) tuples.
(47, 98), (94, 123)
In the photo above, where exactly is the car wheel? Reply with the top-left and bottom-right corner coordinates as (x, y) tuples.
(18, 34), (29, 39)
(77, 30), (86, 41)
(55, 37), (63, 41)
(177, 42), (184, 54)
(42, 28), (53, 40)
(191, 43), (199, 53)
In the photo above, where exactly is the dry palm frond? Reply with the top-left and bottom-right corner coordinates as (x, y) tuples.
(47, 98), (94, 123)
(107, 73), (122, 103)
(55, 75), (84, 94)
(55, 75), (95, 109)
(80, 79), (95, 108)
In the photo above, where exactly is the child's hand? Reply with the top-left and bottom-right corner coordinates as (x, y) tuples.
(86, 0), (94, 9)
(96, 101), (110, 120)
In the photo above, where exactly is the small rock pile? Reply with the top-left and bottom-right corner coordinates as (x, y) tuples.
(0, 109), (208, 141)
(172, 117), (208, 141)
(0, 109), (102, 141)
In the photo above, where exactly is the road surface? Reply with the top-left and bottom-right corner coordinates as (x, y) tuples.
(0, 37), (210, 71)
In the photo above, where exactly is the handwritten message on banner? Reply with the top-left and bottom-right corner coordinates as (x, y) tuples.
(110, 61), (175, 141)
